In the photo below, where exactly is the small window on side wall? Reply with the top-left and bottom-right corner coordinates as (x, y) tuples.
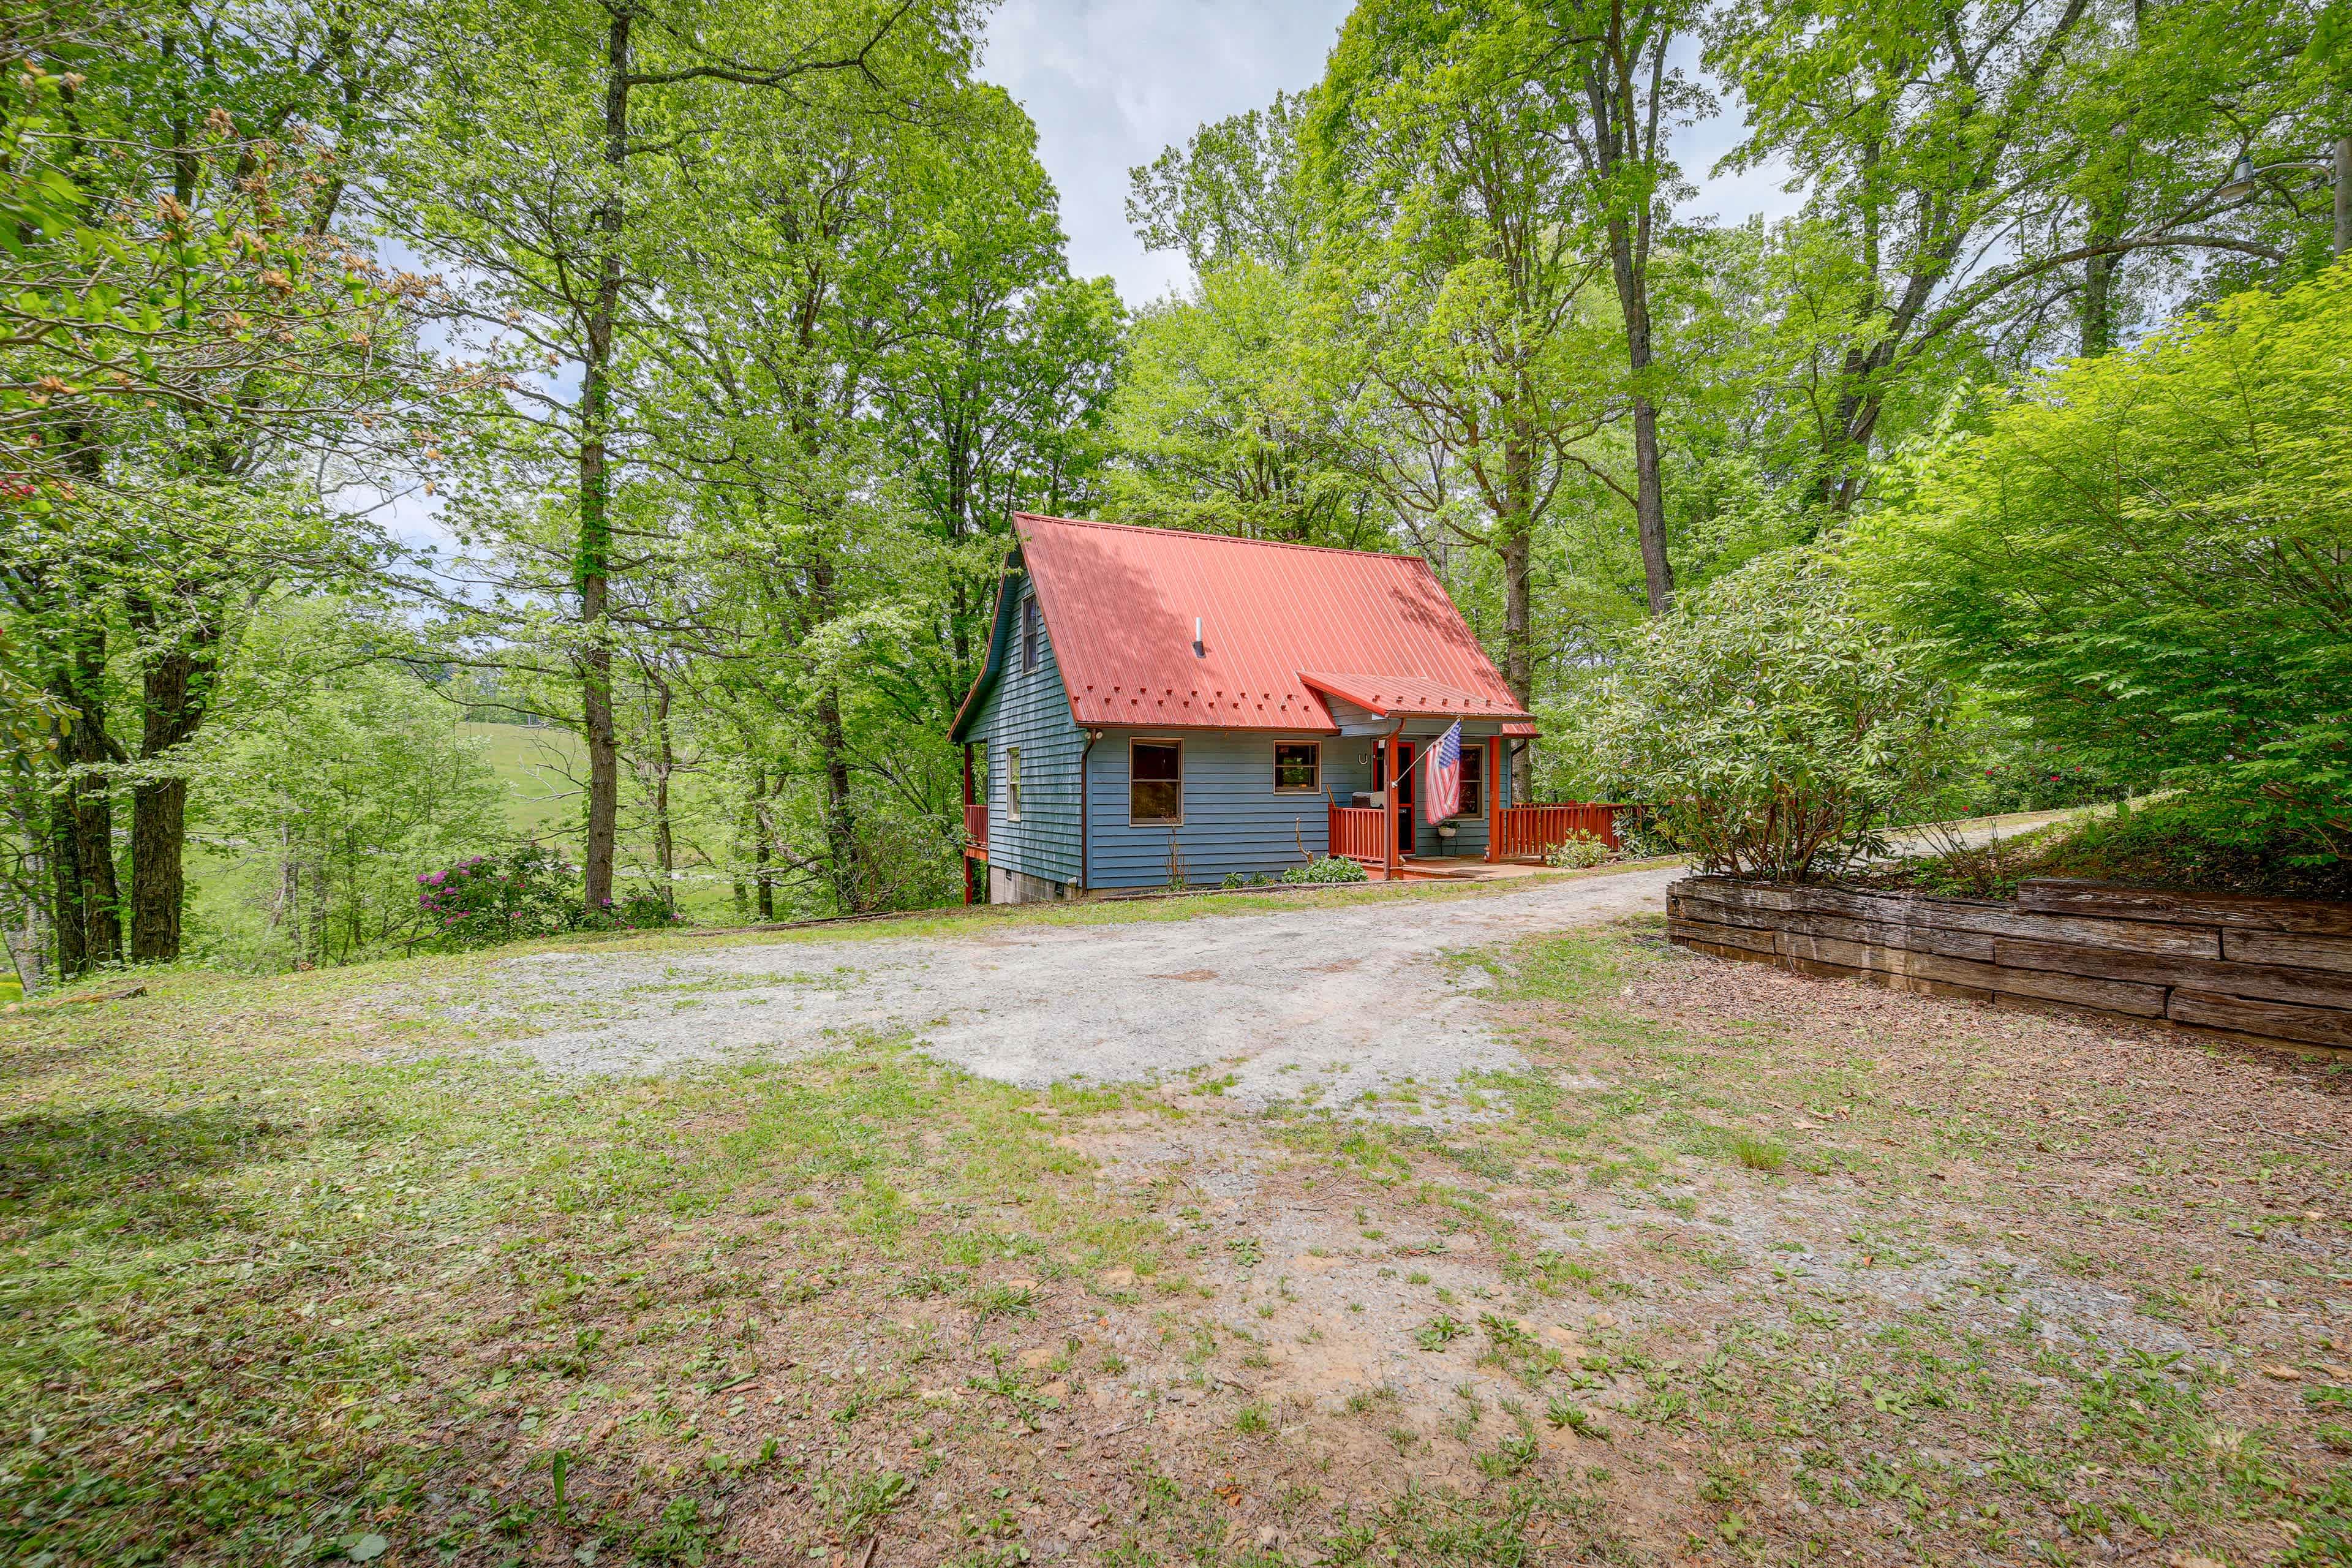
(1273, 741), (1320, 793)
(1006, 746), (1022, 821)
(1020, 595), (1041, 674)
(1460, 742), (1484, 817)
(1131, 739), (1182, 824)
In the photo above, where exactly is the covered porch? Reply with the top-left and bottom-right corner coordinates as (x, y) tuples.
(1295, 676), (1621, 880)
(1326, 785), (1626, 881)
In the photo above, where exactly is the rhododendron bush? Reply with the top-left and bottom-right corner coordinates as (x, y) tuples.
(418, 846), (678, 949)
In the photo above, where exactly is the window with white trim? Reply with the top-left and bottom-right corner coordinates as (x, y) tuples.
(1005, 746), (1022, 821)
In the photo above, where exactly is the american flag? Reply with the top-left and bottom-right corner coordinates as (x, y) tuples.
(1423, 722), (1462, 827)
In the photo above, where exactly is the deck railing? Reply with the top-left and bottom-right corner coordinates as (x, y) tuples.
(963, 802), (988, 854)
(1496, 802), (1623, 861)
(1327, 804), (1388, 864)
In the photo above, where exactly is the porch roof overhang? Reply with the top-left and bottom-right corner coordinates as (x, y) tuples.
(1298, 671), (1531, 723)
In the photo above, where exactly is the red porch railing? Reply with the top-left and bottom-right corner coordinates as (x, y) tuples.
(1496, 802), (1623, 861)
(963, 802), (988, 856)
(1327, 804), (1387, 865)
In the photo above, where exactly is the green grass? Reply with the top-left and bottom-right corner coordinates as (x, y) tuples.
(12, 897), (2340, 1564)
(459, 720), (586, 836)
(1352, 918), (2351, 1562)
(0, 949), (1171, 1564)
(1872, 795), (2351, 902)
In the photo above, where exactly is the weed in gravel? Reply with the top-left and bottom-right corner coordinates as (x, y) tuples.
(823, 1464), (914, 1540)
(1478, 1430), (1540, 1479)
(964, 1281), (1036, 1323)
(897, 1266), (963, 1298)
(636, 1495), (717, 1563)
(1414, 1314), (1467, 1350)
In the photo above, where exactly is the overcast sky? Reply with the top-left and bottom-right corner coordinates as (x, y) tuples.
(978, 0), (1805, 307)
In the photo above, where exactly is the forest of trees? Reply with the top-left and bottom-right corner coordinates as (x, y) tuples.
(3, 0), (2345, 984)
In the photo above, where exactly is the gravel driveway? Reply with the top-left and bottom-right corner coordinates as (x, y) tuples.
(478, 867), (1681, 1106)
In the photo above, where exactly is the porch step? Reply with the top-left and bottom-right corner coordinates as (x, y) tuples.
(1351, 857), (1485, 882)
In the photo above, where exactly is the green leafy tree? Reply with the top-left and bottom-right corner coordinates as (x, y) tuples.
(616, 57), (1088, 917)
(1708, 0), (2340, 513)
(1308, 0), (1630, 780)
(1104, 260), (1385, 547)
(1127, 90), (1316, 274)
(1580, 549), (1956, 881)
(2, 0), (418, 974)
(1851, 262), (2352, 859)
(391, 0), (964, 916)
(195, 604), (505, 968)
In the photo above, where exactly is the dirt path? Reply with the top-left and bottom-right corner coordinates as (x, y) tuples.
(475, 865), (1682, 1104)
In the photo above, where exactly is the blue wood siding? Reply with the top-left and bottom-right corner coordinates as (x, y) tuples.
(1077, 721), (1521, 886)
(1087, 728), (1366, 888)
(966, 575), (1085, 886)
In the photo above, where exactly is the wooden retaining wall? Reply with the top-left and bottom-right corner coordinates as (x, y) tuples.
(1665, 875), (2352, 1053)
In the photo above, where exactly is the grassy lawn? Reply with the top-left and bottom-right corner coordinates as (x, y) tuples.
(0, 958), (1169, 1564)
(458, 723), (586, 839)
(2, 897), (2345, 1565)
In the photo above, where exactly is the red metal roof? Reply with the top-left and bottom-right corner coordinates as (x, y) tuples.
(997, 513), (1530, 734)
(1297, 671), (1525, 719)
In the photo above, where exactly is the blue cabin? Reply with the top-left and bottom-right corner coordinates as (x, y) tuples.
(950, 514), (1571, 903)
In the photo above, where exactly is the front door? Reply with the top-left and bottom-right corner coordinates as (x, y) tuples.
(1386, 744), (1415, 858)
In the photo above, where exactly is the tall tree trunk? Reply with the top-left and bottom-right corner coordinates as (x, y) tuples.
(276, 822), (298, 941)
(816, 686), (861, 915)
(47, 789), (86, 980)
(50, 614), (121, 975)
(2079, 249), (2117, 358)
(648, 668), (675, 909)
(308, 855), (328, 968)
(2336, 135), (2351, 258)
(753, 769), (775, 922)
(2081, 9), (2137, 360)
(1578, 22), (1677, 614)
(4, 875), (47, 998)
(2079, 137), (2127, 357)
(127, 772), (186, 963)
(802, 546), (863, 915)
(1629, 394), (1671, 613)
(127, 594), (215, 962)
(1608, 229), (1673, 614)
(1500, 423), (1535, 804)
(576, 6), (631, 916)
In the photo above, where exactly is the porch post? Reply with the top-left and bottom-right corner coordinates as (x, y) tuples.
(961, 744), (975, 905)
(1486, 734), (1501, 864)
(1386, 736), (1402, 881)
